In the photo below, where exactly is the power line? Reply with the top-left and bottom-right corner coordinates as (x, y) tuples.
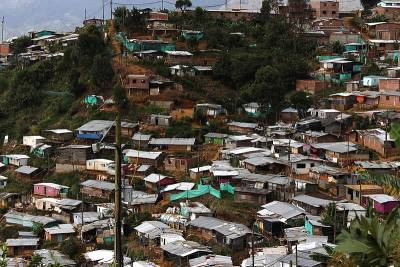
(113, 1), (162, 6)
(87, 1), (110, 19)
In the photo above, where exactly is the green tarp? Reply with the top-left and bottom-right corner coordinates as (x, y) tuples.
(182, 31), (204, 41)
(220, 183), (235, 194)
(170, 184), (221, 201)
(116, 32), (175, 52)
(83, 95), (100, 105)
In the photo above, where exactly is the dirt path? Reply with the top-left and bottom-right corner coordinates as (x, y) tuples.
(109, 20), (153, 77)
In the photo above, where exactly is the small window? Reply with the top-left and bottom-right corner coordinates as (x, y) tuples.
(387, 96), (390, 100)
(332, 11), (336, 14)
(322, 10), (327, 14)
(310, 163), (315, 167)
(356, 191), (359, 198)
(297, 163), (306, 169)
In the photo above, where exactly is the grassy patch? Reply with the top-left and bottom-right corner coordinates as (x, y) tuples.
(45, 171), (82, 198)
(390, 122), (400, 148)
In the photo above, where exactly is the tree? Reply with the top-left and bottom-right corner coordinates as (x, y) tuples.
(289, 91), (312, 118)
(32, 223), (44, 236)
(0, 243), (7, 267)
(78, 25), (106, 60)
(113, 83), (128, 112)
(10, 36), (33, 55)
(176, 0), (192, 11)
(69, 69), (85, 96)
(113, 7), (148, 33)
(336, 207), (400, 266)
(330, 41), (345, 54)
(246, 65), (285, 109)
(90, 55), (114, 89)
(29, 254), (43, 267)
(361, 171), (400, 198)
(60, 237), (82, 259)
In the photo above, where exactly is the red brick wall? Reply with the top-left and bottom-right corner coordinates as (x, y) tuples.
(373, 7), (400, 21)
(379, 95), (400, 109)
(149, 12), (168, 21)
(310, 1), (339, 18)
(296, 80), (327, 94)
(379, 79), (400, 92)
(0, 44), (10, 56)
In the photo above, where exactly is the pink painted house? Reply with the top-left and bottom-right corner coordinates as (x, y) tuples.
(363, 194), (398, 214)
(33, 183), (69, 198)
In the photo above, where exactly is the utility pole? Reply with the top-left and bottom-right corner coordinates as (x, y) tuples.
(1, 17), (4, 44)
(111, 0), (113, 20)
(102, 0), (105, 27)
(333, 203), (337, 243)
(385, 108), (389, 159)
(114, 111), (123, 267)
(85, 8), (87, 21)
(251, 223), (255, 267)
(161, 0), (164, 10)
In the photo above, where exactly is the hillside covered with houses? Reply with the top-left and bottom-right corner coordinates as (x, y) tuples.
(0, 0), (400, 266)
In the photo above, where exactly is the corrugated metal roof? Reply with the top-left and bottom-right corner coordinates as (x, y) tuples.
(148, 138), (196, 146)
(144, 173), (172, 183)
(81, 179), (115, 191)
(44, 224), (75, 235)
(124, 149), (163, 160)
(227, 121), (258, 129)
(292, 195), (336, 208)
(161, 182), (195, 192)
(34, 182), (69, 190)
(311, 142), (358, 153)
(34, 249), (76, 266)
(259, 201), (305, 221)
(76, 120), (114, 132)
(161, 240), (211, 257)
(190, 216), (251, 239)
(204, 133), (228, 138)
(365, 194), (397, 203)
(189, 254), (232, 267)
(132, 133), (152, 141)
(15, 166), (38, 175)
(6, 238), (39, 247)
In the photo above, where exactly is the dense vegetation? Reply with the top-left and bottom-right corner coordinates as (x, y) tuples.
(0, 26), (114, 139)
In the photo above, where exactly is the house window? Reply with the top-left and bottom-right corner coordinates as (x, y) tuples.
(310, 163), (315, 167)
(322, 10), (327, 14)
(332, 11), (336, 15)
(297, 163), (306, 169)
(348, 189), (354, 200)
(356, 191), (359, 198)
(386, 96), (390, 100)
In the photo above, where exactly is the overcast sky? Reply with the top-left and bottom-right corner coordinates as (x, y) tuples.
(0, 0), (261, 39)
